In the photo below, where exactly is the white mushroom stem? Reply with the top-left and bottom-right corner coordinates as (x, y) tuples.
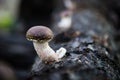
(33, 41), (66, 62)
(58, 15), (72, 32)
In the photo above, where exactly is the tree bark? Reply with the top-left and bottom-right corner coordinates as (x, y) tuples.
(27, 0), (120, 80)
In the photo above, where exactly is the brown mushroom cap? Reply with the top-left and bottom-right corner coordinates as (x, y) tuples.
(60, 10), (72, 18)
(26, 26), (54, 42)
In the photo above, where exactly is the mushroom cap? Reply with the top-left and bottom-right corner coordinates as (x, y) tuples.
(60, 10), (72, 18)
(26, 26), (54, 42)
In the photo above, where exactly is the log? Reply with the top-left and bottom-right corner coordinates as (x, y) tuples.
(27, 0), (120, 80)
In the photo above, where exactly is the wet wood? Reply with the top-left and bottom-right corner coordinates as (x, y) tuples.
(27, 0), (120, 80)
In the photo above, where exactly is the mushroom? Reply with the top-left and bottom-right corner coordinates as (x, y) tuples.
(57, 10), (72, 32)
(26, 26), (66, 63)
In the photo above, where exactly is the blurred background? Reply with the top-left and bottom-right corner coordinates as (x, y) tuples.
(0, 0), (54, 80)
(0, 0), (120, 80)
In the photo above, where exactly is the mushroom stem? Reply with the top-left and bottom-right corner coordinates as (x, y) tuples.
(33, 41), (67, 62)
(33, 41), (58, 62)
(58, 16), (72, 31)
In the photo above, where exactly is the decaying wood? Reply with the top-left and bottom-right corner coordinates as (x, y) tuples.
(27, 0), (120, 80)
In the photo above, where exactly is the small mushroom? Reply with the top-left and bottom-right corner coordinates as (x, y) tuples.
(57, 10), (72, 32)
(26, 26), (66, 63)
